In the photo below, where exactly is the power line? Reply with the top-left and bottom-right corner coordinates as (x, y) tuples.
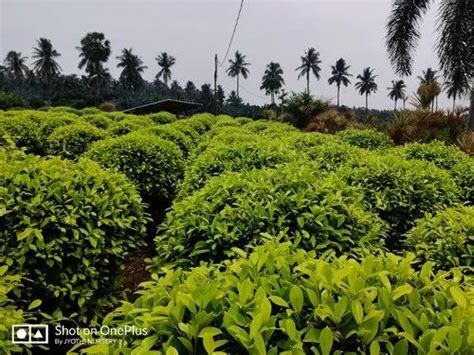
(220, 0), (245, 66)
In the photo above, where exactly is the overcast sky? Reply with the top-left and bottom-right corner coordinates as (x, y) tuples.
(0, 0), (468, 109)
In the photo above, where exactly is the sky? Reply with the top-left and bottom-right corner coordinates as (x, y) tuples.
(0, 0), (468, 109)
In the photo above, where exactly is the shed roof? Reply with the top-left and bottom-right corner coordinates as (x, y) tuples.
(123, 99), (202, 115)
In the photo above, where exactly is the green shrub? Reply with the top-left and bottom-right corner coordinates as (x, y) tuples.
(147, 111), (177, 124)
(142, 125), (193, 157)
(406, 206), (474, 269)
(394, 141), (469, 170)
(178, 138), (299, 196)
(169, 121), (201, 144)
(337, 154), (461, 247)
(185, 118), (208, 135)
(81, 114), (114, 129)
(0, 91), (25, 110)
(245, 120), (298, 137)
(85, 241), (474, 354)
(46, 123), (108, 159)
(286, 132), (339, 152)
(108, 117), (154, 136)
(80, 107), (102, 115)
(235, 116), (253, 125)
(213, 117), (240, 128)
(450, 160), (474, 205)
(0, 156), (147, 320)
(336, 128), (393, 149)
(86, 133), (185, 206)
(47, 106), (82, 115)
(188, 113), (216, 130)
(0, 116), (40, 153)
(193, 126), (255, 156)
(303, 142), (369, 172)
(157, 164), (386, 264)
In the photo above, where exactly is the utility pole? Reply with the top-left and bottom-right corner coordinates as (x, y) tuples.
(214, 54), (218, 96)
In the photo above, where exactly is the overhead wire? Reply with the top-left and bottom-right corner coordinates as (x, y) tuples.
(219, 0), (245, 66)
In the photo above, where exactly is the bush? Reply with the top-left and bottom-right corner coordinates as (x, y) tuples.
(157, 164), (386, 264)
(0, 116), (40, 153)
(0, 91), (25, 110)
(178, 138), (299, 196)
(386, 110), (445, 144)
(188, 113), (216, 130)
(336, 128), (393, 149)
(81, 114), (114, 129)
(86, 133), (185, 206)
(450, 160), (474, 205)
(337, 154), (461, 247)
(405, 206), (474, 269)
(457, 131), (474, 156)
(169, 121), (201, 144)
(284, 92), (329, 129)
(108, 117), (154, 136)
(0, 156), (147, 320)
(80, 107), (102, 115)
(394, 141), (469, 170)
(98, 101), (116, 112)
(84, 241), (474, 354)
(46, 123), (108, 159)
(306, 109), (351, 134)
(245, 120), (298, 137)
(303, 142), (369, 172)
(235, 116), (253, 125)
(147, 111), (177, 124)
(286, 132), (339, 152)
(142, 125), (193, 157)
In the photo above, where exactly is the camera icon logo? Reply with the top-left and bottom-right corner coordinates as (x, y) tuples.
(12, 324), (49, 344)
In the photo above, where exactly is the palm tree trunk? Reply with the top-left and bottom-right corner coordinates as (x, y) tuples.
(271, 91), (275, 105)
(306, 71), (310, 94)
(337, 85), (340, 107)
(237, 74), (240, 98)
(365, 93), (368, 115)
(435, 95), (438, 111)
(468, 88), (474, 130)
(394, 99), (397, 111)
(453, 96), (456, 111)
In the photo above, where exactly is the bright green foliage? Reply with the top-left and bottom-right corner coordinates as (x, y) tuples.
(157, 164), (386, 264)
(37, 115), (78, 146)
(394, 141), (469, 170)
(81, 113), (114, 129)
(142, 125), (193, 157)
(147, 111), (177, 124)
(336, 129), (394, 149)
(46, 106), (82, 115)
(406, 206), (474, 269)
(46, 123), (108, 159)
(192, 126), (256, 157)
(0, 266), (27, 354)
(245, 120), (298, 137)
(80, 107), (102, 115)
(450, 160), (474, 205)
(86, 241), (474, 354)
(178, 138), (299, 196)
(188, 113), (216, 130)
(235, 117), (253, 125)
(337, 154), (461, 247)
(303, 142), (369, 171)
(108, 117), (154, 136)
(86, 133), (185, 205)
(213, 117), (240, 128)
(286, 132), (339, 151)
(169, 121), (201, 145)
(0, 155), (147, 319)
(0, 116), (40, 153)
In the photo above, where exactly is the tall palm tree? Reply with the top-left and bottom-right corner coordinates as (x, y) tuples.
(328, 58), (352, 107)
(296, 47), (321, 94)
(387, 80), (406, 110)
(155, 52), (176, 86)
(260, 62), (285, 104)
(116, 48), (147, 91)
(417, 67), (439, 84)
(446, 68), (469, 111)
(355, 67), (378, 113)
(226, 51), (250, 98)
(77, 32), (111, 103)
(386, 0), (473, 129)
(32, 38), (61, 87)
(4, 51), (29, 80)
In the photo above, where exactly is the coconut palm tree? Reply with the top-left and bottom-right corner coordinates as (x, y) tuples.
(446, 68), (469, 111)
(226, 51), (250, 99)
(260, 62), (285, 104)
(4, 51), (29, 80)
(417, 67), (439, 84)
(116, 48), (147, 91)
(77, 32), (111, 103)
(386, 0), (473, 129)
(328, 58), (352, 107)
(355, 67), (378, 113)
(387, 80), (406, 110)
(155, 52), (176, 86)
(295, 47), (321, 94)
(32, 38), (61, 87)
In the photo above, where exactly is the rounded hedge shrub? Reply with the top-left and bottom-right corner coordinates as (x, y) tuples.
(169, 121), (201, 144)
(86, 133), (185, 206)
(81, 113), (114, 129)
(188, 113), (216, 130)
(193, 126), (256, 156)
(46, 123), (108, 159)
(286, 132), (339, 152)
(178, 138), (299, 196)
(157, 164), (386, 264)
(85, 241), (474, 354)
(235, 116), (253, 125)
(147, 111), (177, 124)
(108, 117), (154, 136)
(246, 120), (298, 137)
(0, 116), (40, 153)
(142, 125), (193, 157)
(337, 154), (461, 247)
(450, 159), (474, 205)
(80, 107), (102, 115)
(0, 155), (147, 319)
(336, 128), (393, 149)
(406, 206), (474, 269)
(213, 117), (240, 128)
(394, 141), (469, 170)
